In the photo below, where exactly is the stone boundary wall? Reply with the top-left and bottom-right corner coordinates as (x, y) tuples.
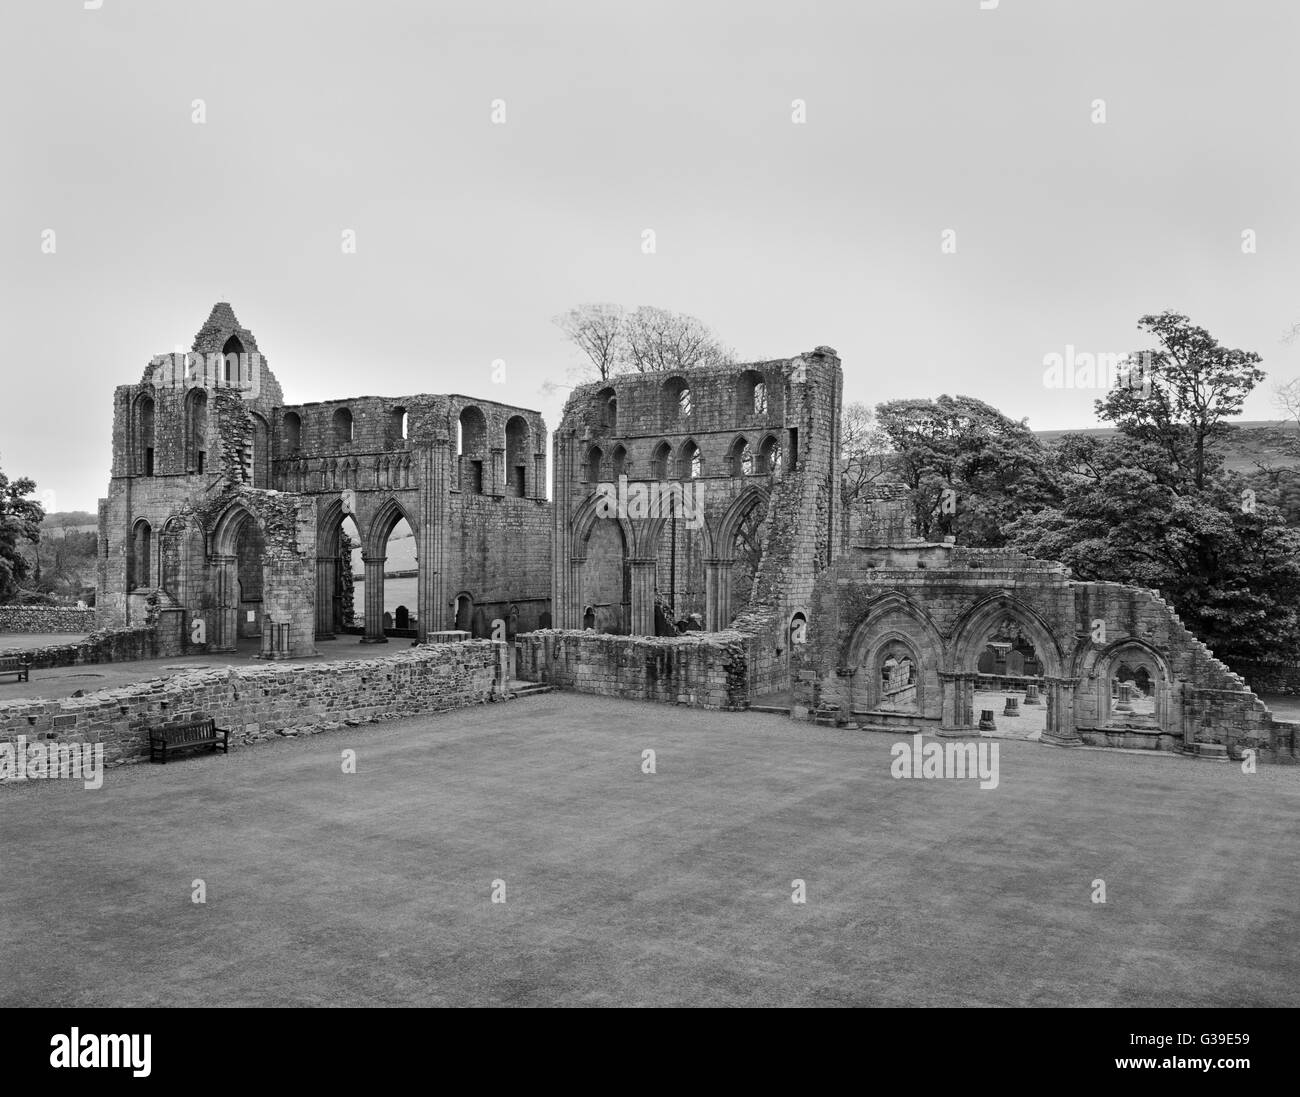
(0, 640), (507, 768)
(515, 630), (753, 709)
(0, 607), (98, 634)
(0, 627), (161, 670)
(1233, 661), (1300, 696)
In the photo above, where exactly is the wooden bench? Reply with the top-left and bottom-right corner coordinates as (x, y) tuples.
(0, 655), (32, 683)
(149, 718), (230, 764)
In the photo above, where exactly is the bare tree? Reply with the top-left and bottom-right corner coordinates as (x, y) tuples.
(1277, 377), (1300, 428)
(621, 306), (733, 373)
(840, 401), (893, 506)
(553, 304), (625, 381)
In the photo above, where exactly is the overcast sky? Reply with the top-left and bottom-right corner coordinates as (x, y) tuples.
(2, 0), (1296, 513)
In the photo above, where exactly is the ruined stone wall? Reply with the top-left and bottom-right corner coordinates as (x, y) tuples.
(0, 607), (98, 634)
(0, 626), (163, 669)
(448, 493), (551, 633)
(99, 304), (287, 629)
(0, 641), (505, 768)
(799, 544), (1298, 763)
(551, 349), (840, 637)
(514, 629), (753, 710)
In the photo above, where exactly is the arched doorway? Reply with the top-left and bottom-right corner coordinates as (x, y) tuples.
(844, 595), (944, 728)
(952, 599), (1064, 739)
(315, 498), (363, 641)
(360, 499), (416, 643)
(1090, 642), (1173, 734)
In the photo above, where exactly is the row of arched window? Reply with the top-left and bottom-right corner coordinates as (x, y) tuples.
(457, 406), (533, 497)
(592, 370), (772, 434)
(584, 434), (783, 482)
(129, 389), (212, 477)
(281, 405), (409, 455)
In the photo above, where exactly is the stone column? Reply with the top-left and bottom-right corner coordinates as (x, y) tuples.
(315, 555), (338, 640)
(1042, 677), (1082, 746)
(360, 554), (387, 643)
(533, 454), (545, 501)
(416, 443), (446, 643)
(568, 555), (586, 629)
(1115, 682), (1133, 711)
(939, 672), (976, 735)
(490, 447), (505, 497)
(630, 557), (657, 636)
(704, 559), (733, 632)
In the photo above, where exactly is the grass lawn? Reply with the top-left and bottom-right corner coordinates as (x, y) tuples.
(1, 693), (1296, 1007)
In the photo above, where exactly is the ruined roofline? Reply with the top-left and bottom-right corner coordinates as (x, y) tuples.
(284, 393), (545, 417)
(562, 346), (840, 409)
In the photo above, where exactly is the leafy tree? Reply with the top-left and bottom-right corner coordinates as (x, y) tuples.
(1008, 439), (1300, 663)
(1009, 313), (1300, 665)
(875, 395), (1056, 545)
(1097, 310), (1264, 491)
(0, 464), (45, 602)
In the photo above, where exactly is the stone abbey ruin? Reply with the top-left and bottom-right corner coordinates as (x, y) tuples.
(87, 303), (1296, 763)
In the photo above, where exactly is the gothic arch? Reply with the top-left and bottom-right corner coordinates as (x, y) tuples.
(365, 496), (416, 558)
(949, 593), (1065, 678)
(571, 490), (635, 554)
(714, 485), (770, 561)
(844, 592), (946, 721)
(1077, 637), (1176, 731)
(211, 499), (261, 556)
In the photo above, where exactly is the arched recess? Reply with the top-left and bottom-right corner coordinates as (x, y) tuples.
(679, 439), (702, 479)
(708, 484), (770, 629)
(186, 390), (209, 473)
(728, 435), (754, 477)
(595, 386), (617, 432)
(135, 394), (156, 477)
(128, 518), (153, 591)
(332, 407), (354, 446)
(1076, 638), (1175, 733)
(458, 405), (488, 493)
(209, 501), (268, 649)
(505, 415), (529, 497)
(158, 515), (207, 614)
(250, 412), (270, 487)
(844, 593), (946, 722)
(222, 335), (245, 385)
(454, 591), (474, 633)
(737, 369), (766, 416)
(571, 492), (634, 634)
(759, 434), (782, 475)
(662, 376), (691, 426)
(650, 441), (672, 480)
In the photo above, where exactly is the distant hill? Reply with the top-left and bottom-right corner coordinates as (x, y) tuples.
(1033, 420), (1300, 473)
(41, 511), (98, 535)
